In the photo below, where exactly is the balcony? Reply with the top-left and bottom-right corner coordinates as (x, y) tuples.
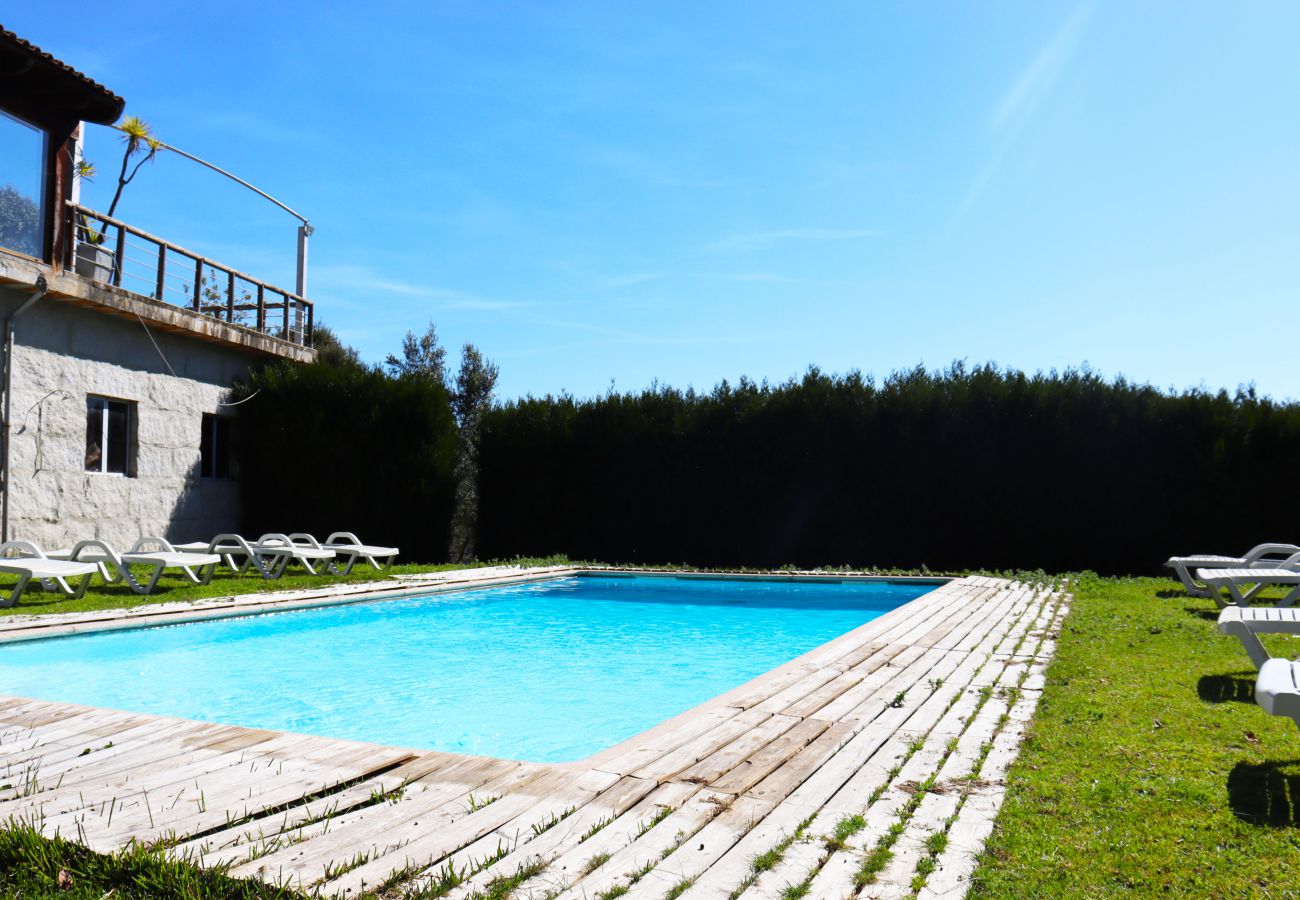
(64, 201), (314, 347)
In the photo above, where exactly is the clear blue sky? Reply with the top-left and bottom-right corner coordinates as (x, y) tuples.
(8, 3), (1299, 400)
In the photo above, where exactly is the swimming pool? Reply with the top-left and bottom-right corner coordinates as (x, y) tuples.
(0, 574), (933, 762)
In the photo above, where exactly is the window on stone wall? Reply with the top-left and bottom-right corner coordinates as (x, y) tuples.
(0, 109), (49, 259)
(85, 396), (135, 476)
(200, 413), (233, 478)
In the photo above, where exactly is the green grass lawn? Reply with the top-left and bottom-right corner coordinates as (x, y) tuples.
(970, 575), (1300, 897)
(0, 824), (301, 899)
(0, 556), (572, 619)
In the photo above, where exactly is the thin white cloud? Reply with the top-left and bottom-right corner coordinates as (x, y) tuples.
(708, 228), (880, 253)
(946, 1), (1095, 233)
(712, 272), (803, 284)
(602, 272), (667, 289)
(497, 326), (791, 361)
(991, 2), (1095, 134)
(311, 263), (535, 311)
(580, 142), (731, 190)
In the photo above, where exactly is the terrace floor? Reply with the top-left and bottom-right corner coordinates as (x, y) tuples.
(0, 572), (1067, 899)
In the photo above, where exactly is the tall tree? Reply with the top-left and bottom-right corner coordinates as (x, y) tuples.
(385, 322), (446, 383)
(0, 184), (41, 257)
(448, 343), (500, 561)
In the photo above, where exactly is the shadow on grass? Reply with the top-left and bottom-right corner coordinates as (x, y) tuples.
(1229, 759), (1300, 827)
(1158, 588), (1197, 599)
(1198, 673), (1257, 704)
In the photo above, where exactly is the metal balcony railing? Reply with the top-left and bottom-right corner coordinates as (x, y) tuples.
(64, 201), (314, 346)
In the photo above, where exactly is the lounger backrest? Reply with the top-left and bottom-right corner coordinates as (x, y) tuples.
(0, 540), (45, 559)
(131, 535), (179, 554)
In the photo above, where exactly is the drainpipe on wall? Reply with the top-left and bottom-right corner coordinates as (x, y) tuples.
(1, 274), (49, 543)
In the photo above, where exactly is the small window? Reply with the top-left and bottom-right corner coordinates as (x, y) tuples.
(0, 109), (49, 259)
(200, 414), (233, 478)
(85, 396), (134, 475)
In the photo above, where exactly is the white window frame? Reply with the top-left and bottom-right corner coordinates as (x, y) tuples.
(85, 395), (134, 476)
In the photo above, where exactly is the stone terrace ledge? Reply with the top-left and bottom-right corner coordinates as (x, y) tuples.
(0, 251), (313, 363)
(0, 570), (1069, 900)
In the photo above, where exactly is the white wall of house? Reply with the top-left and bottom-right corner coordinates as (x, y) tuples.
(0, 287), (260, 548)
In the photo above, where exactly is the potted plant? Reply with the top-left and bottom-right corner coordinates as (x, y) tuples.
(74, 116), (161, 283)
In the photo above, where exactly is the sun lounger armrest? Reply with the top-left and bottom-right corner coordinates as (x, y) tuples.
(1217, 606), (1244, 634)
(130, 535), (179, 553)
(1257, 659), (1300, 724)
(325, 532), (363, 547)
(256, 533), (295, 547)
(0, 540), (44, 559)
(209, 533), (255, 555)
(288, 533), (325, 549)
(68, 539), (121, 562)
(1245, 544), (1300, 564)
(1218, 607), (1272, 669)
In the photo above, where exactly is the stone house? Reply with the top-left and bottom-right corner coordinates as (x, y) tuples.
(0, 27), (314, 548)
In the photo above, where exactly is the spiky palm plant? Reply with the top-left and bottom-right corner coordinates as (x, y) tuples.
(79, 116), (162, 244)
(105, 116), (162, 219)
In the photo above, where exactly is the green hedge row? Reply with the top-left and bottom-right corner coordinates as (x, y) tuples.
(474, 364), (1300, 574)
(232, 362), (458, 562)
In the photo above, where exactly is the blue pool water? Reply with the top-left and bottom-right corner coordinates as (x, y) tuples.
(0, 575), (931, 762)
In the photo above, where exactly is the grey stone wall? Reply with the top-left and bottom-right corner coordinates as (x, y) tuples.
(1, 287), (262, 549)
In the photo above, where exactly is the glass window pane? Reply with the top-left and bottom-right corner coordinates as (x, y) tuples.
(215, 416), (231, 478)
(105, 401), (129, 475)
(84, 397), (104, 472)
(0, 110), (48, 258)
(199, 414), (214, 478)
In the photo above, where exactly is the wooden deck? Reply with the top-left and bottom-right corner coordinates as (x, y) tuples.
(0, 573), (1067, 899)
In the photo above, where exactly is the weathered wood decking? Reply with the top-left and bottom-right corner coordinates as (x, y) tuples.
(0, 573), (1067, 899)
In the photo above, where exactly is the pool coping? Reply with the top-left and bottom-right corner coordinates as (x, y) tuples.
(0, 566), (951, 646)
(0, 573), (1064, 899)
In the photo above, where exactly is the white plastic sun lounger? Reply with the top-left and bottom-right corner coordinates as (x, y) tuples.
(1167, 543), (1300, 596)
(173, 534), (302, 579)
(1253, 658), (1300, 730)
(173, 536), (255, 573)
(1217, 608), (1300, 729)
(175, 534), (338, 577)
(245, 533), (337, 576)
(1197, 561), (1300, 608)
(49, 537), (221, 594)
(292, 532), (399, 574)
(1217, 606), (1300, 669)
(0, 540), (99, 608)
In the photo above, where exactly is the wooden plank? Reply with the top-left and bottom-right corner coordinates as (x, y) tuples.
(916, 689), (1043, 899)
(673, 714), (803, 788)
(632, 709), (775, 784)
(619, 793), (773, 900)
(324, 769), (590, 896)
(555, 787), (733, 900)
(437, 774), (660, 900)
(594, 705), (748, 778)
(171, 751), (456, 865)
(708, 717), (830, 797)
(226, 756), (534, 883)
